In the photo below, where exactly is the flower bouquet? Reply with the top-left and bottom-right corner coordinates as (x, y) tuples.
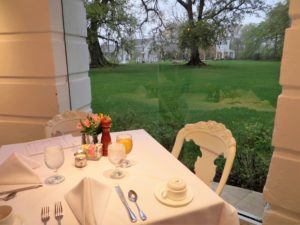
(77, 113), (111, 160)
(77, 113), (103, 144)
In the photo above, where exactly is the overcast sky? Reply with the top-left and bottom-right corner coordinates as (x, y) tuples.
(157, 0), (286, 25)
(242, 0), (286, 24)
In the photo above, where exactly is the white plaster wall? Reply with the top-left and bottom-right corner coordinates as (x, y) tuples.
(263, 0), (300, 224)
(0, 0), (91, 145)
(0, 0), (67, 144)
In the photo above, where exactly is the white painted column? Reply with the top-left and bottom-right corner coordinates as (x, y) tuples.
(263, 1), (300, 224)
(0, 0), (91, 145)
(62, 0), (91, 111)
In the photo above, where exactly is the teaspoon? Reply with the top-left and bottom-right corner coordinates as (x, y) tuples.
(0, 192), (17, 201)
(128, 190), (147, 221)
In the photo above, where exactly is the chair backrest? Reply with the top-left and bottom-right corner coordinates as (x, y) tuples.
(45, 111), (89, 138)
(172, 120), (236, 195)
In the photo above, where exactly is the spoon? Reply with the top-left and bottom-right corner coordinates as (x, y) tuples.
(128, 190), (147, 221)
(0, 192), (17, 201)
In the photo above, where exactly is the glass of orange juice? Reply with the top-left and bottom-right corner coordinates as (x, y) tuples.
(116, 134), (132, 167)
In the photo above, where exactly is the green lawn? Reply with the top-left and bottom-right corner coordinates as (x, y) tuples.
(90, 60), (281, 191)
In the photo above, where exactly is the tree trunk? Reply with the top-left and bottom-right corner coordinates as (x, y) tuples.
(89, 39), (112, 68)
(187, 46), (206, 66)
(273, 34), (278, 59)
(88, 19), (112, 68)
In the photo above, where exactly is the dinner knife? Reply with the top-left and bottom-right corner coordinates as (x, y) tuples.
(0, 184), (43, 195)
(115, 184), (137, 223)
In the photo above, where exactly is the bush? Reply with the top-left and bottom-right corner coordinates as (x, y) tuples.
(111, 110), (141, 132)
(216, 122), (273, 192)
(111, 111), (179, 151)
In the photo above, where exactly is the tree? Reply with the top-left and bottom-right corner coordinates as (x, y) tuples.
(238, 24), (265, 59)
(148, 22), (184, 61)
(179, 20), (221, 64)
(261, 1), (289, 59)
(85, 0), (137, 67)
(176, 0), (267, 66)
(230, 26), (243, 58)
(120, 34), (135, 61)
(237, 1), (289, 60)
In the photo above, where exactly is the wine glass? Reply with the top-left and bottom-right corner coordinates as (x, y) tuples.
(108, 143), (126, 179)
(116, 134), (132, 167)
(44, 145), (65, 184)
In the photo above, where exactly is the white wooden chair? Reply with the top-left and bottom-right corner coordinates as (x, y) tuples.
(45, 111), (89, 138)
(172, 120), (236, 195)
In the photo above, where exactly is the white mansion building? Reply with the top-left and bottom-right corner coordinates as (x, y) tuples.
(101, 37), (236, 63)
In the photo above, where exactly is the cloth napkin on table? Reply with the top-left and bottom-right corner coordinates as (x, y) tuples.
(65, 177), (111, 225)
(14, 152), (41, 169)
(0, 153), (42, 192)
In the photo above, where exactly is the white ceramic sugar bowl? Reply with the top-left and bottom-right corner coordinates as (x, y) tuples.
(162, 177), (187, 201)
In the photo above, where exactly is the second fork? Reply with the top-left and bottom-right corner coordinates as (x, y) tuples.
(54, 201), (63, 224)
(41, 206), (50, 225)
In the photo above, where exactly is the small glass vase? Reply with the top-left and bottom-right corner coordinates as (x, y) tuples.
(92, 134), (99, 144)
(81, 133), (99, 144)
(81, 133), (102, 160)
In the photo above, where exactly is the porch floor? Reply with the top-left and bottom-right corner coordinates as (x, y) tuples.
(212, 182), (266, 225)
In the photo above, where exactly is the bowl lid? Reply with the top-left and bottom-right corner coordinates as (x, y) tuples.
(167, 177), (187, 191)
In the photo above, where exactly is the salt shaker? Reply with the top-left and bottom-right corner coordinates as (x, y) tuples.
(74, 150), (87, 168)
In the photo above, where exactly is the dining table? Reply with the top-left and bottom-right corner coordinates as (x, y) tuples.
(0, 129), (240, 225)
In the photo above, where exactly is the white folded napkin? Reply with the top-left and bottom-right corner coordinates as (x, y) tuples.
(0, 153), (42, 185)
(65, 177), (111, 225)
(15, 153), (41, 169)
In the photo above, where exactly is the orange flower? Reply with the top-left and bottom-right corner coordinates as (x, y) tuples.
(91, 114), (100, 123)
(83, 119), (90, 128)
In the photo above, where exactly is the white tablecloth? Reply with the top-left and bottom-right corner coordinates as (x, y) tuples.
(0, 129), (239, 225)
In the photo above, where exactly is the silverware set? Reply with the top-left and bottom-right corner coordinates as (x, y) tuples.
(115, 184), (147, 223)
(41, 202), (63, 224)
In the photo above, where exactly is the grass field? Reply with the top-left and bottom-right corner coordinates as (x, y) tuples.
(90, 60), (281, 191)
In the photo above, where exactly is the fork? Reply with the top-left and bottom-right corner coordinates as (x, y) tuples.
(41, 206), (50, 225)
(55, 201), (64, 224)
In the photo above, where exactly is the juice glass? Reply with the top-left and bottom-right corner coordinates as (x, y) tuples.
(116, 134), (133, 167)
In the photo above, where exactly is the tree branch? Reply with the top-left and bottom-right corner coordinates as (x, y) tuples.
(98, 34), (120, 54)
(177, 0), (188, 10)
(98, 34), (118, 46)
(139, 0), (165, 29)
(206, 0), (236, 19)
(204, 0), (262, 20)
(197, 0), (205, 20)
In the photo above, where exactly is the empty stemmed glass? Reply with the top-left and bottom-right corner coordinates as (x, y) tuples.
(108, 143), (126, 179)
(44, 145), (65, 184)
(116, 134), (133, 167)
